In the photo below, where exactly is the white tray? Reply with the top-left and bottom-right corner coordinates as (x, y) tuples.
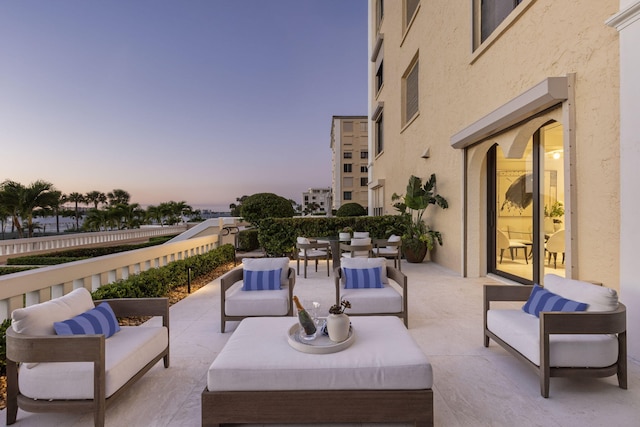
(286, 323), (355, 354)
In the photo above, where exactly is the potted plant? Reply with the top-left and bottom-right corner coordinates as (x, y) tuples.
(392, 174), (448, 263)
(339, 226), (353, 240)
(327, 299), (351, 342)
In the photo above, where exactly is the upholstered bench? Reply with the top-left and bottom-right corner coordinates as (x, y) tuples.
(202, 316), (433, 426)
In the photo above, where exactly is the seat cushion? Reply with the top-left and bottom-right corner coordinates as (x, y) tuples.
(487, 309), (618, 367)
(225, 282), (290, 316)
(298, 249), (327, 257)
(19, 325), (168, 400)
(207, 317), (431, 391)
(544, 274), (618, 312)
(341, 284), (402, 314)
(11, 288), (96, 336)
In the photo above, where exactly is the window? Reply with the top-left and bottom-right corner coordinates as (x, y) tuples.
(376, 0), (384, 30)
(343, 192), (352, 201)
(343, 164), (352, 173)
(403, 57), (419, 125)
(479, 0), (523, 43)
(343, 177), (353, 187)
(343, 121), (353, 133)
(360, 151), (368, 159)
(344, 152), (353, 159)
(376, 60), (384, 93)
(361, 165), (368, 173)
(359, 122), (368, 132)
(405, 0), (419, 30)
(375, 112), (384, 155)
(361, 177), (368, 187)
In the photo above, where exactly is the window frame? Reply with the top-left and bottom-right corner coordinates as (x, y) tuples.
(343, 163), (353, 173)
(402, 54), (419, 128)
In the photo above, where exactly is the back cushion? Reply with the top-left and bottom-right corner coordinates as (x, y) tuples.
(243, 257), (290, 286)
(543, 274), (618, 312)
(341, 257), (388, 284)
(12, 287), (96, 336)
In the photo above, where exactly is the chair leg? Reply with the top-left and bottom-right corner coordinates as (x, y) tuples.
(499, 249), (504, 263)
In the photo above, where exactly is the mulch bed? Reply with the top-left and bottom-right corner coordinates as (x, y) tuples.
(0, 261), (235, 411)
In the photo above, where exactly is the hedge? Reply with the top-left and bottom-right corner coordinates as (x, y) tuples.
(258, 215), (409, 256)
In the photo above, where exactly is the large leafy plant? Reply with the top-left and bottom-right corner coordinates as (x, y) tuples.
(392, 174), (448, 251)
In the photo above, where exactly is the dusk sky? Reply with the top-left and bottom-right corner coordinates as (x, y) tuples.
(0, 0), (368, 211)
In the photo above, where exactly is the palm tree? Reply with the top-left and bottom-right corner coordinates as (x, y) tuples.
(145, 205), (163, 225)
(85, 191), (107, 209)
(0, 180), (25, 237)
(66, 192), (86, 231)
(48, 191), (64, 234)
(107, 189), (131, 206)
(0, 203), (11, 239)
(0, 179), (59, 238)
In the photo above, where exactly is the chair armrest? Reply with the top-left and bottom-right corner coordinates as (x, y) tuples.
(221, 268), (244, 292)
(540, 303), (627, 335)
(484, 284), (532, 311)
(96, 297), (169, 328)
(6, 328), (104, 364)
(386, 266), (407, 290)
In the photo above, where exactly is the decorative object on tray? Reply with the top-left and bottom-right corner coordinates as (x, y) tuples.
(293, 295), (317, 340)
(287, 322), (355, 354)
(327, 299), (351, 342)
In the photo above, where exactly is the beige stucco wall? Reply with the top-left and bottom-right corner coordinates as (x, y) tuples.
(370, 0), (620, 288)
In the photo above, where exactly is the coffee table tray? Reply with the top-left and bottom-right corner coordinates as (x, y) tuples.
(286, 323), (355, 354)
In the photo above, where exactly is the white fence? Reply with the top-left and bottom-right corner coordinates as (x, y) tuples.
(0, 226), (188, 258)
(0, 233), (219, 322)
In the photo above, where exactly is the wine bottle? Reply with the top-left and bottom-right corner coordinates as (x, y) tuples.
(293, 296), (317, 335)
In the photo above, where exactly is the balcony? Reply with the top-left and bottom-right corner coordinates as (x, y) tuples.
(2, 258), (639, 426)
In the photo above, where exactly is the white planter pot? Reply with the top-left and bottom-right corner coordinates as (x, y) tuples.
(339, 232), (351, 240)
(327, 313), (350, 342)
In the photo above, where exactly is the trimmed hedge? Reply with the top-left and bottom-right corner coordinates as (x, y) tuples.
(91, 243), (235, 300)
(237, 229), (260, 252)
(0, 266), (38, 276)
(258, 215), (409, 257)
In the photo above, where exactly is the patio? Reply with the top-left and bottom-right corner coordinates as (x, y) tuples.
(3, 260), (639, 426)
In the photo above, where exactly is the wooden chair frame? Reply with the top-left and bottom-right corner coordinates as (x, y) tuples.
(295, 241), (330, 278)
(220, 267), (295, 333)
(373, 238), (402, 270)
(6, 297), (170, 427)
(483, 284), (627, 397)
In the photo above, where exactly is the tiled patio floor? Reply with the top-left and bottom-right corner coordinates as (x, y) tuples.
(2, 260), (639, 426)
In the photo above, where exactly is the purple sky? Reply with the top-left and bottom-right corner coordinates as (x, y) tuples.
(0, 0), (368, 211)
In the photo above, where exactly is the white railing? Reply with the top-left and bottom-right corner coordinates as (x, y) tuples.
(0, 226), (188, 258)
(0, 233), (220, 322)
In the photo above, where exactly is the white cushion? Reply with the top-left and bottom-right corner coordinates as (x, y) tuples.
(19, 325), (168, 400)
(225, 282), (290, 316)
(298, 249), (327, 258)
(388, 234), (401, 243)
(242, 257), (290, 286)
(353, 232), (370, 239)
(297, 237), (310, 244)
(342, 284), (402, 314)
(544, 274), (618, 312)
(487, 309), (618, 367)
(341, 257), (388, 284)
(12, 288), (95, 336)
(207, 316), (432, 391)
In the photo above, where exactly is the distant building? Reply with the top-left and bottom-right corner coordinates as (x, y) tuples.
(330, 115), (369, 211)
(302, 188), (331, 215)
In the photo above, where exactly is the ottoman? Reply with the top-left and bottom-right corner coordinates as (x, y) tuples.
(202, 316), (433, 426)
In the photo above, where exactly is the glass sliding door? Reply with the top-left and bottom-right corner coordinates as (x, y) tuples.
(488, 121), (565, 283)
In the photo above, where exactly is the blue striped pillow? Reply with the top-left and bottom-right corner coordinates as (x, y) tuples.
(243, 268), (282, 291)
(522, 284), (588, 317)
(54, 302), (121, 338)
(344, 266), (384, 289)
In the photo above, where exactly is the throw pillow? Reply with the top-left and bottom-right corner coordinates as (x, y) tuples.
(341, 257), (388, 284)
(54, 302), (121, 338)
(522, 284), (588, 317)
(344, 266), (384, 289)
(242, 257), (290, 286)
(243, 268), (282, 291)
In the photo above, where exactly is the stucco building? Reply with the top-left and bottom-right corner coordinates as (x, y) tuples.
(368, 0), (640, 361)
(301, 187), (331, 215)
(330, 115), (369, 211)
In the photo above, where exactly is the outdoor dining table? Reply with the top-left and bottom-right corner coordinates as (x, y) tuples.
(311, 236), (351, 270)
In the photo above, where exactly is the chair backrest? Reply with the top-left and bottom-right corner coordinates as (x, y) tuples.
(497, 230), (510, 251)
(353, 231), (370, 239)
(546, 229), (565, 253)
(544, 217), (555, 235)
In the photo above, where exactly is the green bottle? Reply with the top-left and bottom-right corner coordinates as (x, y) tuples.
(293, 296), (317, 335)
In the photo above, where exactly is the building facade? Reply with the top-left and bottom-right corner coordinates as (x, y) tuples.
(301, 187), (332, 215)
(368, 0), (640, 361)
(330, 115), (369, 211)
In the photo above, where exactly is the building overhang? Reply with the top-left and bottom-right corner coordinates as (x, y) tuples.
(450, 76), (568, 149)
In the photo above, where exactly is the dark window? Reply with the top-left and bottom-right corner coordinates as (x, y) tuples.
(344, 152), (352, 159)
(404, 59), (419, 124)
(344, 164), (352, 173)
(406, 0), (419, 28)
(376, 0), (384, 28)
(481, 0), (523, 43)
(361, 151), (368, 159)
(375, 112), (384, 155)
(343, 192), (352, 201)
(376, 60), (384, 92)
(361, 166), (368, 173)
(361, 177), (368, 187)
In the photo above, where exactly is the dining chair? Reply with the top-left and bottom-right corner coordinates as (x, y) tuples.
(373, 235), (402, 270)
(340, 237), (373, 259)
(295, 237), (330, 278)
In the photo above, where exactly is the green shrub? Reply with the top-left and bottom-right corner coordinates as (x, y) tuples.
(336, 203), (367, 217)
(91, 244), (235, 300)
(0, 318), (10, 375)
(7, 256), (88, 266)
(258, 215), (409, 257)
(240, 193), (295, 226)
(237, 229), (260, 251)
(0, 266), (38, 275)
